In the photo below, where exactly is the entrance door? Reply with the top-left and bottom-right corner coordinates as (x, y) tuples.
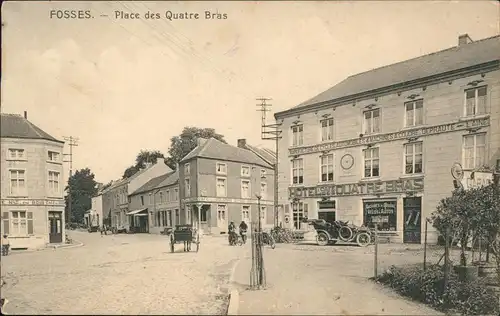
(318, 211), (336, 223)
(217, 205), (227, 233)
(48, 211), (63, 243)
(403, 197), (422, 244)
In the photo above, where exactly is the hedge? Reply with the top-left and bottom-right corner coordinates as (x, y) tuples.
(374, 264), (499, 316)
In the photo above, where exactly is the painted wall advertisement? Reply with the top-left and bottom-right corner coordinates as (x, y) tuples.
(363, 200), (397, 231)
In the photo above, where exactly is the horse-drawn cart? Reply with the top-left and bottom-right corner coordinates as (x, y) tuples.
(170, 224), (200, 253)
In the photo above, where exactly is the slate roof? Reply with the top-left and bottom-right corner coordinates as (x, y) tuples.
(244, 144), (276, 166)
(283, 35), (500, 113)
(0, 113), (63, 143)
(180, 138), (273, 168)
(130, 170), (178, 196)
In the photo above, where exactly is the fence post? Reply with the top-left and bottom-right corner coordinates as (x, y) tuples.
(423, 220), (428, 271)
(374, 226), (378, 278)
(443, 226), (450, 293)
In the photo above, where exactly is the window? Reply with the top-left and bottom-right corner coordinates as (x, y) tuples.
(241, 180), (251, 198)
(167, 210), (172, 227)
(405, 100), (424, 127)
(292, 202), (308, 230)
(465, 86), (487, 116)
(260, 169), (266, 178)
(184, 179), (191, 197)
(242, 206), (250, 223)
(9, 211), (33, 236)
(217, 205), (226, 224)
(200, 207), (207, 222)
(48, 151), (60, 162)
(216, 178), (227, 197)
(174, 189), (179, 201)
(404, 142), (423, 174)
(363, 148), (380, 178)
(292, 159), (304, 184)
(260, 206), (266, 221)
(159, 191), (164, 203)
(320, 154), (334, 182)
(216, 163), (227, 174)
(184, 163), (190, 175)
(140, 196), (145, 206)
(260, 183), (267, 199)
(241, 166), (250, 177)
(156, 211), (160, 227)
(291, 125), (304, 146)
(363, 109), (381, 135)
(321, 118), (334, 141)
(9, 169), (26, 195)
(463, 134), (486, 169)
(48, 171), (60, 195)
(8, 149), (25, 160)
(175, 209), (180, 225)
(149, 193), (153, 205)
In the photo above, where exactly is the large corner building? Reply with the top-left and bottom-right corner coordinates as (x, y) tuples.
(275, 34), (500, 244)
(1, 112), (66, 249)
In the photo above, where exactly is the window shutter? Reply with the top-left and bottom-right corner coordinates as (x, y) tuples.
(27, 212), (34, 234)
(2, 212), (9, 235)
(284, 204), (289, 215)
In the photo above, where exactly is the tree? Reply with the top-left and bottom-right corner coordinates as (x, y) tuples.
(65, 168), (99, 223)
(122, 150), (166, 179)
(166, 127), (226, 170)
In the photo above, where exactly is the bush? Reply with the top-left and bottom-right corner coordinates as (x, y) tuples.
(376, 264), (499, 315)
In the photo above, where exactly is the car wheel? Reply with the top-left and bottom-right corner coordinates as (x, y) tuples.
(316, 232), (329, 246)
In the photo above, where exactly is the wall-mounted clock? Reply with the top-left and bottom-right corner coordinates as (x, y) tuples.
(340, 154), (354, 170)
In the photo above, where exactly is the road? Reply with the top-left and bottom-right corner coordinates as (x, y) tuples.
(1, 231), (246, 315)
(235, 242), (444, 315)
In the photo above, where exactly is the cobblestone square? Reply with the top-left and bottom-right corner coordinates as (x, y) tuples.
(1, 231), (245, 315)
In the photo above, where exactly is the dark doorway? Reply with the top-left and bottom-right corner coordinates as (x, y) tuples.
(318, 211), (336, 223)
(403, 197), (422, 244)
(49, 211), (63, 243)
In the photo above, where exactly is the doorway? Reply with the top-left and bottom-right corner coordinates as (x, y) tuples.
(217, 205), (227, 233)
(403, 197), (422, 243)
(48, 211), (63, 243)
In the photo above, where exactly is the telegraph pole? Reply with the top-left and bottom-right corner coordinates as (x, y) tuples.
(256, 98), (282, 228)
(63, 136), (79, 223)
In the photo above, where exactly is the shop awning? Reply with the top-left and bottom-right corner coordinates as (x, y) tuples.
(126, 208), (148, 216)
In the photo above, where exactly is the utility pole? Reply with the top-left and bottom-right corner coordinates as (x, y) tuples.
(256, 98), (282, 228)
(63, 136), (79, 224)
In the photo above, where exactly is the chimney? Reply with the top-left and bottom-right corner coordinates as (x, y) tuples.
(24, 111), (27, 119)
(237, 139), (247, 148)
(458, 34), (473, 46)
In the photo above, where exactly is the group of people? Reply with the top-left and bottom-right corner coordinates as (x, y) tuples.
(228, 220), (248, 245)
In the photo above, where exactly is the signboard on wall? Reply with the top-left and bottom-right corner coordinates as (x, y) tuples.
(1, 199), (65, 206)
(460, 171), (493, 190)
(363, 200), (397, 232)
(289, 178), (424, 198)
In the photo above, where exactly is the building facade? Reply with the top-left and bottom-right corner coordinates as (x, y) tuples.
(0, 112), (66, 249)
(179, 138), (276, 235)
(85, 193), (103, 228)
(103, 159), (172, 232)
(275, 34), (500, 244)
(128, 170), (180, 234)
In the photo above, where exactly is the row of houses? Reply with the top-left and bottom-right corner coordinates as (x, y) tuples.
(87, 138), (277, 235)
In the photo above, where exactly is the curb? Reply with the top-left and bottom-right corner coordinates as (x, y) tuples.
(226, 258), (240, 316)
(8, 240), (84, 255)
(48, 240), (85, 250)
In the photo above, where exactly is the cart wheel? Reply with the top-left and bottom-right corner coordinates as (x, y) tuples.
(356, 232), (371, 247)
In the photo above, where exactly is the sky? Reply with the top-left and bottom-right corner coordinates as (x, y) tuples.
(1, 1), (499, 184)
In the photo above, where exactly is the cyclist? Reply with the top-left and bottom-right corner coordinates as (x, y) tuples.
(228, 222), (237, 245)
(239, 221), (248, 244)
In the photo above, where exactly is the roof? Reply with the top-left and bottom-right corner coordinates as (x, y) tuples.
(280, 35), (500, 115)
(130, 170), (178, 196)
(180, 138), (274, 168)
(0, 113), (63, 143)
(243, 144), (276, 166)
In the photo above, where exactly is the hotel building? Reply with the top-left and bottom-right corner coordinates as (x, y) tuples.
(274, 34), (500, 243)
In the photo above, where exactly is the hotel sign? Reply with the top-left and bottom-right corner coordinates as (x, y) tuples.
(183, 197), (274, 206)
(461, 171), (493, 190)
(289, 118), (489, 156)
(1, 199), (65, 206)
(289, 178), (424, 198)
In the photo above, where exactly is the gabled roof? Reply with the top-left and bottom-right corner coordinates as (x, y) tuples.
(180, 138), (273, 168)
(243, 144), (276, 166)
(0, 113), (63, 143)
(130, 170), (178, 196)
(280, 35), (500, 114)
